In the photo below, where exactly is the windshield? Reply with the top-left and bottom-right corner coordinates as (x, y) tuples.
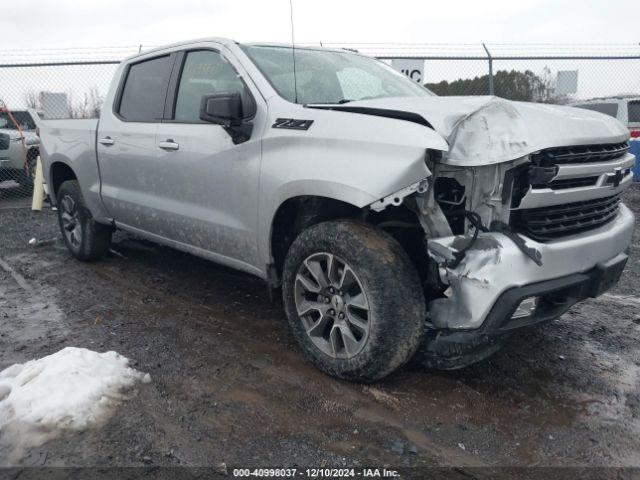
(242, 45), (434, 104)
(0, 111), (36, 130)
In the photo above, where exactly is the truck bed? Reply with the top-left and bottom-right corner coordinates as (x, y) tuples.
(39, 119), (105, 220)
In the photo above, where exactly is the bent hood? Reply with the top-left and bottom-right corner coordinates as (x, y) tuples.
(317, 96), (630, 166)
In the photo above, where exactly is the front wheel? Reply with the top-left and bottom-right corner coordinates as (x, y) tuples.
(56, 180), (112, 261)
(282, 220), (426, 382)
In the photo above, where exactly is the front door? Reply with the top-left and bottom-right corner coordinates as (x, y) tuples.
(152, 48), (263, 269)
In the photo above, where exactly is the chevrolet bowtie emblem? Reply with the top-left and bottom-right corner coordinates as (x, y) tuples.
(612, 167), (623, 187)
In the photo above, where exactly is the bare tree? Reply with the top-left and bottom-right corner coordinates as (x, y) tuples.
(537, 66), (571, 105)
(65, 87), (103, 119)
(87, 87), (103, 118)
(23, 91), (40, 110)
(66, 91), (79, 118)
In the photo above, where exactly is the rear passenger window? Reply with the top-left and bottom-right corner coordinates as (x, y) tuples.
(628, 101), (640, 123)
(118, 55), (172, 122)
(174, 50), (254, 123)
(574, 103), (619, 118)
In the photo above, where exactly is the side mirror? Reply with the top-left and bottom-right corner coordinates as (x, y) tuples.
(199, 93), (243, 127)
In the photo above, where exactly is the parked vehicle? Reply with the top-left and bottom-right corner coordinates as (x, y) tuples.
(573, 96), (640, 179)
(0, 109), (40, 188)
(39, 39), (635, 381)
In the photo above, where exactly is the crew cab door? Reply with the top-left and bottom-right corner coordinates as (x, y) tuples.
(97, 53), (175, 229)
(152, 47), (263, 269)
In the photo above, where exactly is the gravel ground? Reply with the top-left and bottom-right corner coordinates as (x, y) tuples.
(1, 186), (640, 478)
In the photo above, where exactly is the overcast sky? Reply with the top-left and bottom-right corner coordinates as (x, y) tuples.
(1, 0), (639, 108)
(4, 0), (640, 49)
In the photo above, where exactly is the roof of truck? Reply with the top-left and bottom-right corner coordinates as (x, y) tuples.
(123, 37), (237, 61)
(123, 38), (363, 62)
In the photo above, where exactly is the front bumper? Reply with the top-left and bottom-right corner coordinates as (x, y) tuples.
(420, 252), (628, 370)
(478, 251), (627, 333)
(427, 203), (635, 330)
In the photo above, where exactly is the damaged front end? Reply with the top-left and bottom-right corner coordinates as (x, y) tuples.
(370, 140), (634, 369)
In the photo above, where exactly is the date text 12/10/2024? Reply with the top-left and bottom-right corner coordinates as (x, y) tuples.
(232, 468), (401, 478)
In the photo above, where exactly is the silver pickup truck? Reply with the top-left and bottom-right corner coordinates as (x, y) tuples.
(0, 109), (40, 188)
(39, 38), (635, 382)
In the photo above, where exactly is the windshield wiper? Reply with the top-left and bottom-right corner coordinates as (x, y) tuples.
(306, 99), (353, 105)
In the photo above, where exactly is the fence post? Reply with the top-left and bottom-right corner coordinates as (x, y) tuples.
(482, 43), (494, 95)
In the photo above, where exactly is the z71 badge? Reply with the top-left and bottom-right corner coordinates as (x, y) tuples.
(272, 118), (314, 130)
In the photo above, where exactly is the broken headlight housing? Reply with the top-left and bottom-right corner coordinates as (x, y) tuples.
(431, 157), (531, 236)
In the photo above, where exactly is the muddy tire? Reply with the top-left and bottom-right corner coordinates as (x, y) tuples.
(56, 180), (112, 261)
(282, 220), (426, 382)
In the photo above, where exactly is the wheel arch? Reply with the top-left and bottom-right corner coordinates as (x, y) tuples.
(267, 189), (444, 306)
(49, 161), (78, 200)
(269, 195), (363, 280)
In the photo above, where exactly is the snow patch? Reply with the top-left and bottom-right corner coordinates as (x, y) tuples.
(0, 347), (150, 461)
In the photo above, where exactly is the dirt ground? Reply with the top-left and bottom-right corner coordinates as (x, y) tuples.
(1, 186), (640, 478)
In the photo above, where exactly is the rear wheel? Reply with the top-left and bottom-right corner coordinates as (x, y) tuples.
(282, 220), (426, 382)
(56, 180), (112, 261)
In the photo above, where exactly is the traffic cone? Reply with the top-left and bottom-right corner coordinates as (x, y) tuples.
(31, 156), (44, 211)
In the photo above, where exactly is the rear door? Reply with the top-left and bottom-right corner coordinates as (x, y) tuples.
(97, 53), (175, 230)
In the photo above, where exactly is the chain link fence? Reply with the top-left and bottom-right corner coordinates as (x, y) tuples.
(333, 43), (640, 100)
(0, 47), (134, 206)
(1, 43), (640, 206)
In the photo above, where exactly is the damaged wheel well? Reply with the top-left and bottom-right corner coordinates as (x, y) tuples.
(366, 202), (444, 299)
(270, 195), (441, 302)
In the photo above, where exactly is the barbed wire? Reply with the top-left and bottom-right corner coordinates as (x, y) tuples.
(1, 43), (639, 65)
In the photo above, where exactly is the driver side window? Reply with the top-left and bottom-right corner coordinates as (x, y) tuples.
(174, 50), (253, 123)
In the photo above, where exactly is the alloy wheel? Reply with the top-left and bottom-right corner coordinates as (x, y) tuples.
(294, 252), (371, 359)
(60, 195), (82, 249)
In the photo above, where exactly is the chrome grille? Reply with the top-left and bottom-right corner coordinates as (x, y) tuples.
(511, 194), (621, 241)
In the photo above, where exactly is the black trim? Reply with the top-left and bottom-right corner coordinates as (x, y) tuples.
(482, 272), (589, 333)
(531, 142), (629, 166)
(163, 51), (185, 121)
(482, 253), (627, 333)
(306, 105), (435, 130)
(510, 193), (622, 242)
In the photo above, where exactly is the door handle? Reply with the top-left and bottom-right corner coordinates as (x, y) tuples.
(159, 140), (179, 151)
(99, 137), (115, 146)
